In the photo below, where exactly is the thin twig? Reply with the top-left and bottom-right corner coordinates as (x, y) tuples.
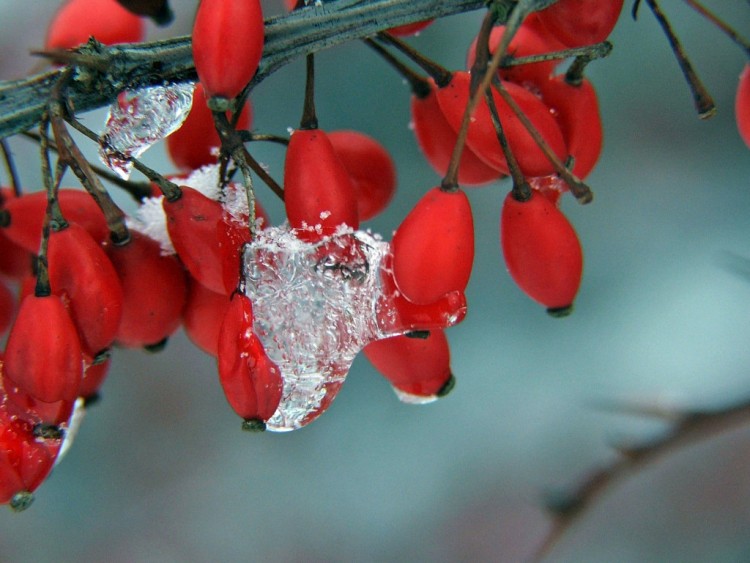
(683, 0), (750, 58)
(643, 0), (716, 119)
(0, 139), (21, 197)
(531, 397), (750, 561)
(67, 117), (181, 201)
(21, 131), (152, 201)
(491, 78), (593, 203)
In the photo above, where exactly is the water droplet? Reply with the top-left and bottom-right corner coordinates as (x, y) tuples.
(99, 83), (195, 179)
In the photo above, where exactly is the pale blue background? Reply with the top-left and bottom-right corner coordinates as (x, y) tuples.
(1, 1), (750, 561)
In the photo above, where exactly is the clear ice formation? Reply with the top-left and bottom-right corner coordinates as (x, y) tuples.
(242, 226), (467, 432)
(98, 83), (195, 179)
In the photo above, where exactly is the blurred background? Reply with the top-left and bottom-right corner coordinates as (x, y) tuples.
(1, 1), (750, 561)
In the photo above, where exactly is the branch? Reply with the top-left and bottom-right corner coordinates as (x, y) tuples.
(0, 0), (488, 140)
(532, 396), (750, 561)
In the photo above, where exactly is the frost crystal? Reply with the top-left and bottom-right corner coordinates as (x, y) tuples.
(99, 83), (195, 179)
(242, 226), (467, 431)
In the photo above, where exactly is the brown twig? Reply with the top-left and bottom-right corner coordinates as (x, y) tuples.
(20, 131), (152, 202)
(48, 72), (130, 243)
(0, 139), (21, 198)
(683, 0), (750, 58)
(491, 78), (593, 203)
(531, 397), (750, 561)
(643, 0), (716, 119)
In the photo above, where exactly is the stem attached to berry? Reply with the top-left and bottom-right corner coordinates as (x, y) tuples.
(643, 0), (717, 119)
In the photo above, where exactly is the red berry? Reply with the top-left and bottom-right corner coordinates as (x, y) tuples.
(164, 186), (252, 295)
(4, 294), (83, 403)
(364, 330), (453, 397)
(1, 370), (75, 428)
(217, 293), (283, 424)
(436, 72), (567, 177)
(537, 75), (603, 179)
(0, 189), (109, 253)
(182, 279), (231, 356)
(0, 280), (15, 336)
(379, 254), (468, 333)
(466, 24), (560, 87)
(48, 224), (125, 356)
(105, 231), (188, 348)
(392, 187), (474, 305)
(192, 0), (265, 101)
(535, 0), (624, 48)
(0, 409), (61, 510)
(500, 190), (583, 313)
(737, 63), (750, 149)
(327, 130), (397, 221)
(45, 0), (145, 50)
(284, 128), (359, 241)
(166, 83), (253, 171)
(411, 83), (502, 186)
(388, 20), (434, 37)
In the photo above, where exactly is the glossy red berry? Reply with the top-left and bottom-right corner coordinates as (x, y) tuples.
(392, 187), (474, 305)
(166, 83), (253, 171)
(736, 63), (750, 149)
(388, 20), (434, 37)
(284, 128), (359, 241)
(1, 370), (75, 428)
(105, 231), (188, 348)
(48, 224), (124, 356)
(500, 190), (583, 313)
(535, 0), (624, 48)
(182, 279), (231, 356)
(4, 293), (83, 403)
(45, 0), (145, 50)
(0, 280), (15, 336)
(364, 330), (453, 397)
(327, 130), (397, 221)
(411, 82), (502, 186)
(0, 406), (62, 511)
(537, 75), (603, 179)
(192, 0), (265, 101)
(217, 293), (283, 425)
(0, 189), (109, 253)
(164, 186), (252, 295)
(436, 72), (567, 177)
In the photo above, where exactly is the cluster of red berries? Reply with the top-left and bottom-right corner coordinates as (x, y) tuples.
(2, 0), (747, 509)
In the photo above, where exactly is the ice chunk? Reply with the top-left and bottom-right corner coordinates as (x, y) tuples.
(242, 226), (467, 431)
(99, 83), (195, 179)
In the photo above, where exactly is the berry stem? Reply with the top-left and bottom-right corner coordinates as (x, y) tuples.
(376, 31), (453, 88)
(441, 8), (498, 192)
(642, 0), (717, 119)
(0, 139), (21, 198)
(363, 38), (432, 99)
(491, 78), (593, 204)
(213, 110), (285, 204)
(300, 53), (318, 130)
(21, 131), (153, 202)
(682, 0), (750, 58)
(67, 117), (182, 202)
(563, 42), (614, 86)
(484, 89), (530, 201)
(36, 116), (59, 298)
